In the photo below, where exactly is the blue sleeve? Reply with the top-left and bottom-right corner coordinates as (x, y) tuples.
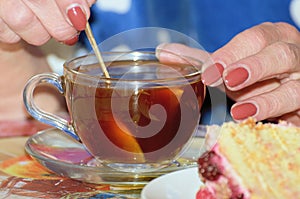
(81, 0), (296, 52)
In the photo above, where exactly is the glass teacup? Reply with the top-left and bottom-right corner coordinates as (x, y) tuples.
(23, 51), (205, 172)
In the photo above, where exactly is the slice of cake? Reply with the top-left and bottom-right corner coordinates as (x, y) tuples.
(196, 118), (300, 199)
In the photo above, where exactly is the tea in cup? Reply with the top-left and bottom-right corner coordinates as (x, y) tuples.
(23, 51), (205, 172)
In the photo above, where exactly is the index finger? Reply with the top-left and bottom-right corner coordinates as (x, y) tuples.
(212, 22), (300, 67)
(156, 43), (212, 71)
(22, 0), (93, 42)
(203, 22), (300, 86)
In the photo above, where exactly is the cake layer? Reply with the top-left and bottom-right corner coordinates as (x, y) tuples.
(197, 119), (300, 199)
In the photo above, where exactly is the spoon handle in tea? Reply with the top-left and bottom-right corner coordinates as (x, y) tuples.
(85, 22), (110, 78)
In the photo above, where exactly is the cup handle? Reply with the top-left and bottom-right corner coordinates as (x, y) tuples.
(23, 73), (79, 140)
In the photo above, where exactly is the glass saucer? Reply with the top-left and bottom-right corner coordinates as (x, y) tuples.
(25, 126), (206, 185)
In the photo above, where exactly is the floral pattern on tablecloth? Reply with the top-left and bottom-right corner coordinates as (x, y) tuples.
(0, 155), (140, 198)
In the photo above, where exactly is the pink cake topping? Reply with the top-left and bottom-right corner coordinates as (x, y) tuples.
(197, 144), (249, 199)
(197, 151), (221, 181)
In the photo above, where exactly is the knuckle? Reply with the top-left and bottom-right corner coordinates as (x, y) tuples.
(274, 42), (300, 70)
(246, 22), (278, 47)
(256, 80), (300, 119)
(270, 81), (300, 112)
(275, 22), (299, 35)
(275, 22), (292, 29)
(282, 81), (300, 108)
(274, 22), (300, 44)
(284, 80), (300, 95)
(5, 9), (35, 31)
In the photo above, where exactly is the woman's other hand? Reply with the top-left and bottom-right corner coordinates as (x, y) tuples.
(156, 22), (300, 125)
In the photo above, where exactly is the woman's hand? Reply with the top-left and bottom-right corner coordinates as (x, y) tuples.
(0, 0), (95, 45)
(156, 22), (300, 126)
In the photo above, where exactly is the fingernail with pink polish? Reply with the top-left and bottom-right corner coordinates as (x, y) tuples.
(202, 63), (224, 85)
(63, 34), (79, 46)
(67, 5), (87, 31)
(231, 102), (257, 120)
(225, 67), (249, 87)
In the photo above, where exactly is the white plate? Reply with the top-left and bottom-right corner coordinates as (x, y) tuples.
(141, 167), (202, 199)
